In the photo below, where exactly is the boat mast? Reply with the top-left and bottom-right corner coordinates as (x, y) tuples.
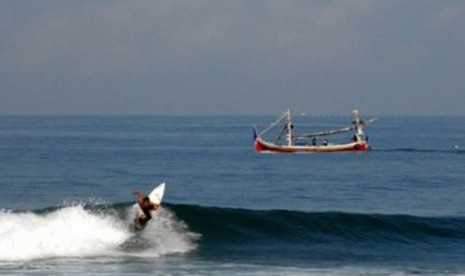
(352, 109), (364, 141)
(286, 109), (292, 146)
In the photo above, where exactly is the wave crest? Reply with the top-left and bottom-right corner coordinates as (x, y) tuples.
(0, 204), (198, 261)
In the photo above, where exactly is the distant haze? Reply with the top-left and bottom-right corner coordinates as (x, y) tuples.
(1, 0), (464, 116)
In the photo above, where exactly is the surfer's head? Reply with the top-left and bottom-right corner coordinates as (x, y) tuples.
(143, 196), (150, 202)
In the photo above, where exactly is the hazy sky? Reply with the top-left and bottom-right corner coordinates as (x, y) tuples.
(1, 0), (464, 115)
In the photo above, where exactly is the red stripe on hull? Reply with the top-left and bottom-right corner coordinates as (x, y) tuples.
(254, 138), (369, 153)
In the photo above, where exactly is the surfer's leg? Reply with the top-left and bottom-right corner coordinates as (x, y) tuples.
(135, 216), (145, 226)
(142, 209), (152, 221)
(143, 217), (151, 224)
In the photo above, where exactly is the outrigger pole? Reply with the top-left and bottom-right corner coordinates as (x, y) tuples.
(257, 110), (290, 137)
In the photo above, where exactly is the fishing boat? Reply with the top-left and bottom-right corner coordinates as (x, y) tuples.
(253, 109), (376, 153)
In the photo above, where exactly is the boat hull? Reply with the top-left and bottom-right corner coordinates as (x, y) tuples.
(254, 137), (369, 153)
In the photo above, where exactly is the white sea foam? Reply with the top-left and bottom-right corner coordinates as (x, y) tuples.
(120, 204), (200, 257)
(0, 205), (198, 261)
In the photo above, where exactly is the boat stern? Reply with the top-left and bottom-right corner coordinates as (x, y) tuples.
(253, 128), (263, 152)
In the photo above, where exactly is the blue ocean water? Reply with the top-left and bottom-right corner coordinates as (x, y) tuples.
(1, 115), (465, 275)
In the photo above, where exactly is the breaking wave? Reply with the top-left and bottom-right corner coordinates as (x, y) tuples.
(0, 203), (199, 261)
(3, 202), (465, 263)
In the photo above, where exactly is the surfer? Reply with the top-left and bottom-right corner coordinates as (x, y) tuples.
(132, 190), (160, 227)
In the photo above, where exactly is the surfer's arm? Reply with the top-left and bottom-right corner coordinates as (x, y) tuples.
(132, 190), (146, 206)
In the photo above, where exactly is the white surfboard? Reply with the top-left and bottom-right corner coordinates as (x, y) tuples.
(135, 183), (165, 227)
(146, 183), (165, 206)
